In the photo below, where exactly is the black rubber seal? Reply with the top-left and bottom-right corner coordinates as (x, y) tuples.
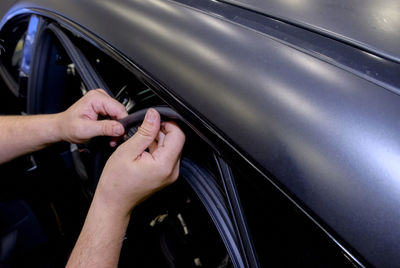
(118, 106), (183, 130)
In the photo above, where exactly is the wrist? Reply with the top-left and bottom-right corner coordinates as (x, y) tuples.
(93, 184), (135, 220)
(33, 113), (64, 144)
(67, 183), (131, 268)
(51, 112), (67, 143)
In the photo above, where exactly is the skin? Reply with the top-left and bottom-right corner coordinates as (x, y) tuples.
(0, 89), (186, 267)
(66, 108), (185, 268)
(0, 89), (127, 164)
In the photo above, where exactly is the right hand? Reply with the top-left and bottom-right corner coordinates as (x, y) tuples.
(95, 108), (186, 216)
(56, 89), (127, 144)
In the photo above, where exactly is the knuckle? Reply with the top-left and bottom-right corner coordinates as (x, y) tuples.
(137, 126), (153, 137)
(119, 106), (128, 114)
(102, 122), (112, 135)
(88, 89), (106, 100)
(87, 89), (98, 97)
(83, 90), (98, 103)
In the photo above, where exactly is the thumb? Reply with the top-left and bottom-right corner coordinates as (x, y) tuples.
(87, 119), (125, 138)
(125, 108), (160, 158)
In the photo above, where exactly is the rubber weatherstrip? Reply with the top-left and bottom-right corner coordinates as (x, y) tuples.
(181, 158), (245, 268)
(118, 108), (239, 242)
(118, 106), (184, 129)
(116, 108), (246, 266)
(215, 155), (260, 268)
(47, 23), (113, 96)
(184, 159), (236, 236)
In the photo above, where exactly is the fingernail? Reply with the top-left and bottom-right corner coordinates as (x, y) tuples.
(113, 125), (124, 136)
(145, 109), (156, 123)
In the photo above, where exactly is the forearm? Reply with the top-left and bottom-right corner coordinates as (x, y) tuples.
(66, 109), (184, 267)
(66, 190), (130, 268)
(0, 114), (62, 164)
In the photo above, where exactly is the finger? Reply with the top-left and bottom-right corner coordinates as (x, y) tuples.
(149, 130), (166, 153)
(109, 136), (122, 147)
(156, 130), (166, 148)
(89, 91), (128, 119)
(153, 121), (185, 164)
(86, 119), (125, 138)
(124, 108), (161, 158)
(149, 140), (158, 154)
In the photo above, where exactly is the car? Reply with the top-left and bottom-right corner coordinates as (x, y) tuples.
(0, 0), (399, 267)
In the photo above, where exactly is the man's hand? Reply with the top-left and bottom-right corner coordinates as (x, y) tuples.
(56, 89), (127, 144)
(0, 89), (127, 164)
(66, 108), (185, 268)
(96, 108), (186, 215)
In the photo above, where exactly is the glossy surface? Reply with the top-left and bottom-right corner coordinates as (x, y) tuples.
(20, 15), (38, 74)
(224, 0), (400, 62)
(1, 0), (400, 267)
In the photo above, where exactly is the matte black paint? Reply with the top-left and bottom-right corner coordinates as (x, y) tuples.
(175, 0), (400, 97)
(1, 0), (400, 267)
(223, 0), (400, 63)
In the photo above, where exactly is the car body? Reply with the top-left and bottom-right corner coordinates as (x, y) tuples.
(0, 0), (399, 267)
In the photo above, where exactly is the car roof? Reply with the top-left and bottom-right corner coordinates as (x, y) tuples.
(224, 0), (400, 63)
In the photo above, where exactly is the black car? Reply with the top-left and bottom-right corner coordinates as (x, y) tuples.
(0, 0), (399, 267)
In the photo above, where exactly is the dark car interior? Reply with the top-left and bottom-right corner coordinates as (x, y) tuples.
(0, 14), (360, 268)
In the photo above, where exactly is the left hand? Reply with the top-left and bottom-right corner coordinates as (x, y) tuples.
(56, 89), (128, 144)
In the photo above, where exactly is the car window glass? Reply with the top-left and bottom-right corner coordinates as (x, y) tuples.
(0, 16), (29, 114)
